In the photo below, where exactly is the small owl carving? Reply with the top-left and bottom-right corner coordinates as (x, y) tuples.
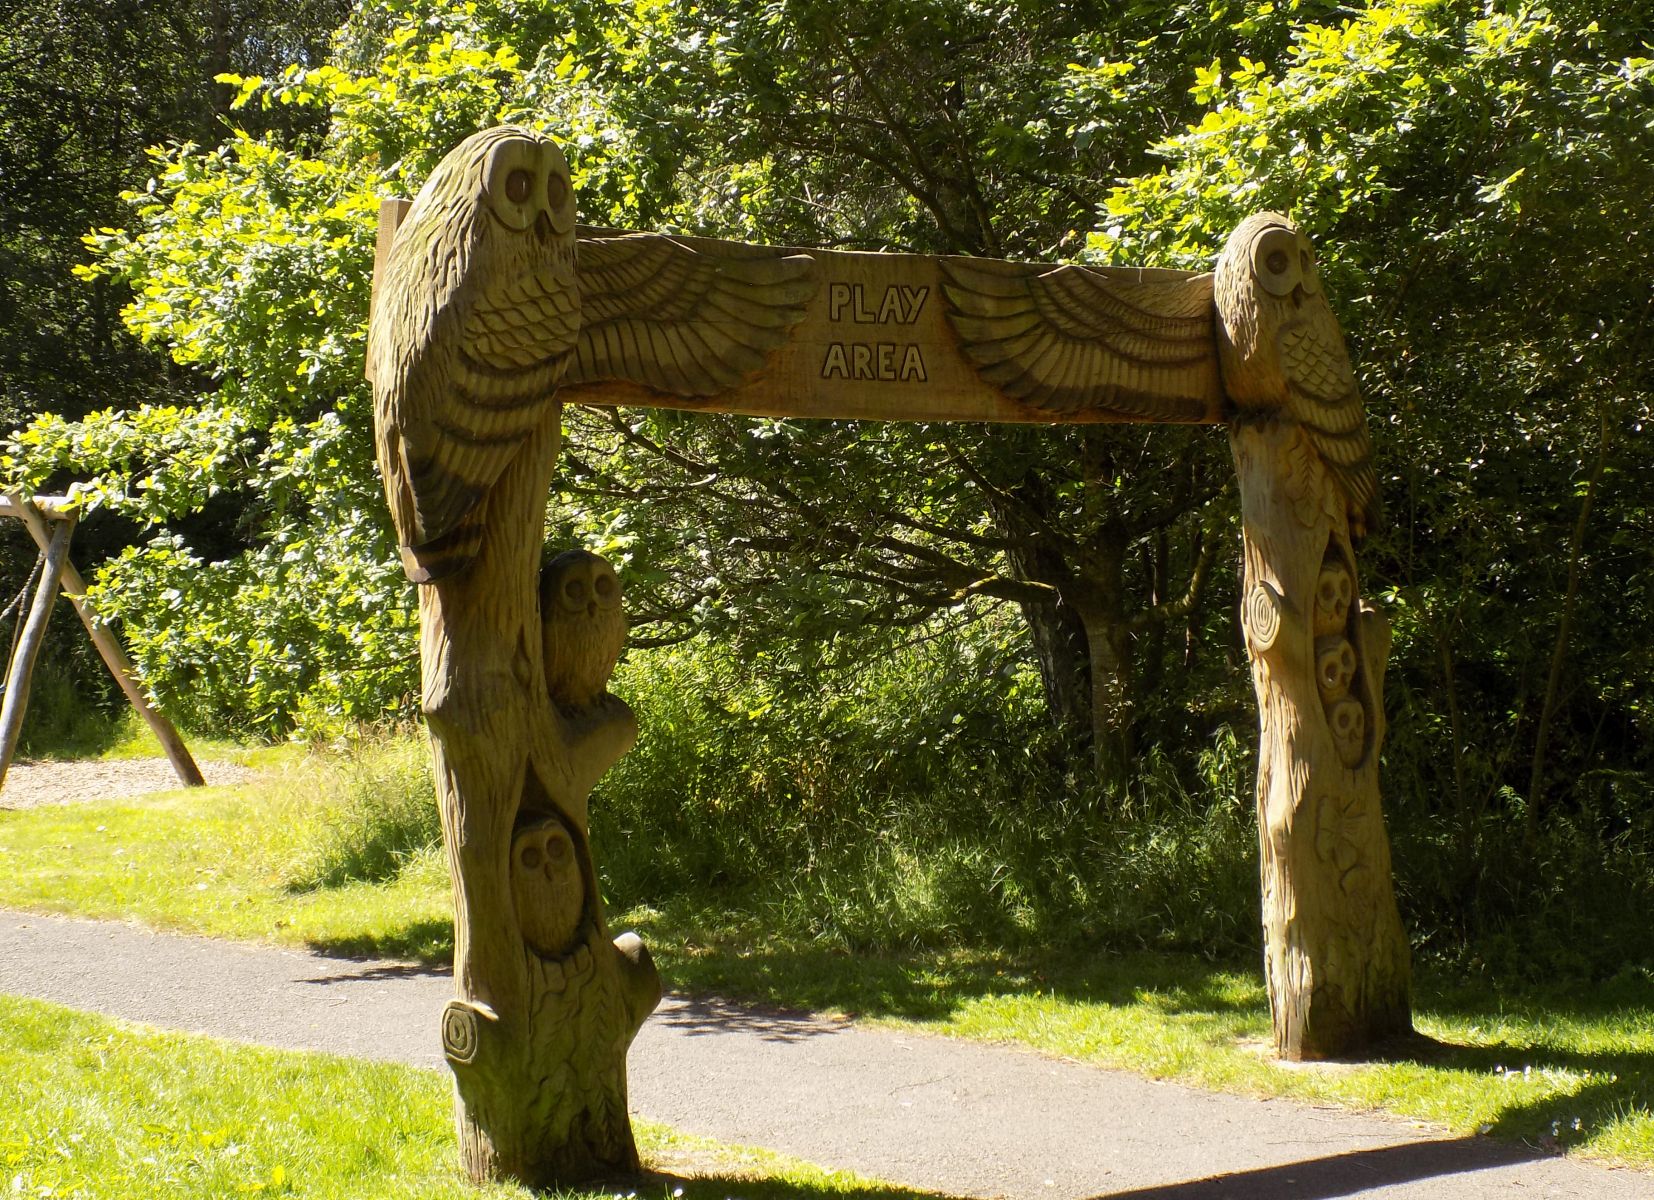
(539, 550), (626, 710)
(1214, 213), (1380, 540)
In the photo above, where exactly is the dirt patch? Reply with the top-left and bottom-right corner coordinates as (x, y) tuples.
(0, 757), (253, 810)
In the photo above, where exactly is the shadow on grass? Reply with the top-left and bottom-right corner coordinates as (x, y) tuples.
(1367, 1029), (1654, 1153)
(303, 917), (456, 964)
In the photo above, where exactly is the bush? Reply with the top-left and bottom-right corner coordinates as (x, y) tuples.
(592, 627), (1261, 957)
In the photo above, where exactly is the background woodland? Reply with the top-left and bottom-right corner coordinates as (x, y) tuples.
(2, 0), (1651, 979)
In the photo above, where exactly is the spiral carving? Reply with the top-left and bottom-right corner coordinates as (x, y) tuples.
(1243, 582), (1284, 652)
(441, 1000), (482, 1065)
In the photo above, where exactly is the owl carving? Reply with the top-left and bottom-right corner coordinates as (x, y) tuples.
(370, 129), (818, 584)
(1214, 212), (1380, 539)
(370, 126), (580, 583)
(539, 550), (626, 710)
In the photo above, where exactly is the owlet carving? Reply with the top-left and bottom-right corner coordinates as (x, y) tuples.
(1214, 213), (1380, 539)
(540, 550), (626, 710)
(511, 816), (585, 958)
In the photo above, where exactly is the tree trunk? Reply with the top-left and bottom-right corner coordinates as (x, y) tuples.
(1230, 420), (1411, 1058)
(417, 410), (660, 1185)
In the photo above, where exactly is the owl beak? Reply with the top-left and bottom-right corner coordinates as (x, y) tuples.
(536, 210), (555, 243)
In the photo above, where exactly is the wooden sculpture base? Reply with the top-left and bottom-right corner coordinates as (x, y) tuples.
(1230, 419), (1411, 1059)
(419, 414), (660, 1185)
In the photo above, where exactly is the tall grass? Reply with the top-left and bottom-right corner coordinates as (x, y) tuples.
(276, 621), (1654, 981)
(281, 730), (442, 891)
(593, 631), (1259, 957)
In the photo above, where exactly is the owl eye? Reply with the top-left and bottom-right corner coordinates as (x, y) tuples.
(1253, 226), (1301, 297)
(505, 168), (533, 204)
(547, 171), (568, 209)
(594, 573), (615, 599)
(562, 577), (589, 608)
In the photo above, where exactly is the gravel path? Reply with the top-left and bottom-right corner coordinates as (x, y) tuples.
(3, 910), (1651, 1199)
(0, 757), (252, 809)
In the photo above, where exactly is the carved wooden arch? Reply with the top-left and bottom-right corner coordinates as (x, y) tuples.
(366, 129), (1410, 1188)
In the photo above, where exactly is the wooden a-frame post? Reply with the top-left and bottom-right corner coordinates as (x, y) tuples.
(368, 127), (1410, 1188)
(0, 494), (204, 791)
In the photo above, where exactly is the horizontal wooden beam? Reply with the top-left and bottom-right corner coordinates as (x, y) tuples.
(369, 202), (1225, 426)
(0, 494), (76, 521)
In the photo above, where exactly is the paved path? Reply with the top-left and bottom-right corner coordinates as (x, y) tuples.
(3, 910), (1651, 1199)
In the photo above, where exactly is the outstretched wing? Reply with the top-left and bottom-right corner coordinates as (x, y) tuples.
(940, 257), (1220, 421)
(1279, 313), (1380, 536)
(565, 234), (817, 395)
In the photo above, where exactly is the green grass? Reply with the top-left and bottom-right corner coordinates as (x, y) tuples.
(0, 760), (454, 959)
(2, 754), (1653, 1173)
(0, 994), (942, 1200)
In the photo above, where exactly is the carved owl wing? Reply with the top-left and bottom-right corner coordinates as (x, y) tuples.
(563, 233), (818, 395)
(1279, 313), (1380, 536)
(939, 257), (1221, 421)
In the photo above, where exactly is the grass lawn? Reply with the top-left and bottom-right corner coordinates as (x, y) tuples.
(0, 994), (939, 1200)
(2, 760), (1652, 1172)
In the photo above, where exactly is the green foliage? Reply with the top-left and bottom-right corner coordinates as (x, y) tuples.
(596, 623), (1258, 956)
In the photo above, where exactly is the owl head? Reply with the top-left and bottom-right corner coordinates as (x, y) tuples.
(403, 126), (578, 291)
(1240, 212), (1320, 306)
(1214, 211), (1317, 404)
(539, 549), (627, 708)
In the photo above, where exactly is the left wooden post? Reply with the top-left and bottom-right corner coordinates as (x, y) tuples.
(369, 131), (659, 1188)
(0, 512), (73, 789)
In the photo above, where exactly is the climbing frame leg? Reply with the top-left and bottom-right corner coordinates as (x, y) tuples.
(0, 517), (74, 790)
(5, 498), (204, 788)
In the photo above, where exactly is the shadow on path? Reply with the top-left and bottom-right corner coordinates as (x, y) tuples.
(656, 994), (849, 1042)
(297, 959), (453, 985)
(1090, 1138), (1540, 1200)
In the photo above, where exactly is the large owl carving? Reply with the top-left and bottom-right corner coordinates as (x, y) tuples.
(1214, 212), (1380, 539)
(539, 550), (626, 711)
(370, 128), (818, 584)
(370, 126), (580, 583)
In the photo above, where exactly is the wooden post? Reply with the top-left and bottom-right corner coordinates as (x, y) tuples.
(0, 516), (74, 789)
(1, 497), (205, 788)
(370, 131), (659, 1187)
(1216, 214), (1412, 1058)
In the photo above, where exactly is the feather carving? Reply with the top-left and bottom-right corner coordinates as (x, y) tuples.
(565, 233), (818, 395)
(939, 257), (1220, 420)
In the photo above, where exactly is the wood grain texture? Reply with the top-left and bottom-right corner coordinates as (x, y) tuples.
(369, 207), (1223, 425)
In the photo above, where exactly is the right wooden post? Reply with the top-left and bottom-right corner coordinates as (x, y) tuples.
(1215, 213), (1412, 1059)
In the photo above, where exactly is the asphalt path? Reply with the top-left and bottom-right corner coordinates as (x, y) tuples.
(3, 910), (1651, 1200)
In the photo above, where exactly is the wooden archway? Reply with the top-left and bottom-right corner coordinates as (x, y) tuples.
(367, 128), (1410, 1187)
